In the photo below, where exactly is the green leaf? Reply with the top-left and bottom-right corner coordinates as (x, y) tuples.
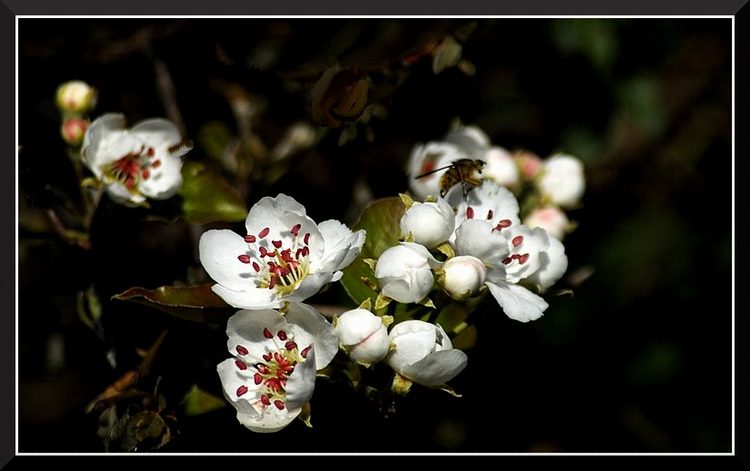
(435, 302), (477, 350)
(182, 384), (226, 416)
(340, 197), (405, 306)
(112, 284), (233, 324)
(179, 161), (247, 224)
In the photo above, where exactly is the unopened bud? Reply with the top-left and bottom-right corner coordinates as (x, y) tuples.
(55, 80), (97, 114)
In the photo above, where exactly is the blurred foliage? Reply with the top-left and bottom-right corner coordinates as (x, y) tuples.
(18, 18), (731, 453)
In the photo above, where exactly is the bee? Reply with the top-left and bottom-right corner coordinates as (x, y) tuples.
(415, 158), (486, 197)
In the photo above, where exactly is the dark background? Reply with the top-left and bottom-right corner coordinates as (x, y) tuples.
(17, 18), (732, 452)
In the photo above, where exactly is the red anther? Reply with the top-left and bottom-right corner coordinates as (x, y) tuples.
(281, 249), (294, 263)
(235, 359), (248, 370)
(291, 224), (302, 236)
(147, 147), (155, 157)
(301, 345), (312, 359)
(285, 341), (297, 351)
(238, 254), (252, 264)
(258, 227), (270, 239)
(254, 373), (263, 385)
(152, 160), (162, 168)
(274, 400), (286, 410)
(301, 247), (309, 257)
(295, 248), (303, 259)
(236, 385), (248, 397)
(256, 363), (270, 374)
(259, 246), (269, 258)
(236, 345), (249, 356)
(245, 234), (257, 243)
(518, 253), (530, 264)
(268, 275), (277, 290)
(277, 330), (288, 341)
(262, 353), (273, 362)
(304, 233), (310, 245)
(252, 262), (260, 272)
(497, 219), (512, 228)
(272, 240), (283, 249)
(125, 178), (136, 189)
(261, 394), (271, 406)
(142, 170), (150, 179)
(502, 257), (513, 265)
(466, 207), (475, 219)
(512, 236), (524, 247)
(487, 210), (494, 220)
(266, 378), (282, 392)
(263, 328), (274, 339)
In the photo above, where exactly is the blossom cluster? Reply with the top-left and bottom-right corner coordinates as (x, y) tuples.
(409, 124), (585, 240)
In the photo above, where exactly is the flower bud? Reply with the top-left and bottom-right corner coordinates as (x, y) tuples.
(60, 117), (89, 146)
(483, 146), (519, 187)
(335, 309), (390, 365)
(523, 206), (570, 240)
(439, 255), (487, 301)
(513, 150), (542, 180)
(55, 80), (97, 114)
(399, 197), (455, 248)
(537, 154), (585, 208)
(375, 243), (439, 304)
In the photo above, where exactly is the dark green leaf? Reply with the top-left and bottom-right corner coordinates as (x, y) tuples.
(340, 197), (405, 306)
(179, 161), (247, 224)
(182, 384), (226, 416)
(112, 284), (233, 324)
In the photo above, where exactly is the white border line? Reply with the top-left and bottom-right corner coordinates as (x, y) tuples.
(14, 14), (736, 457)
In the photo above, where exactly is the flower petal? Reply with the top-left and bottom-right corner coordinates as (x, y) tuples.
(212, 284), (280, 310)
(527, 235), (568, 291)
(315, 219), (365, 273)
(449, 180), (521, 236)
(408, 142), (467, 200)
(401, 349), (468, 387)
(237, 407), (301, 434)
(285, 271), (333, 305)
(81, 113), (126, 173)
(387, 320), (438, 373)
(485, 280), (548, 322)
(335, 309), (383, 346)
(282, 347), (316, 410)
(444, 125), (490, 159)
(226, 309), (287, 364)
(130, 118), (182, 149)
(285, 303), (339, 370)
(199, 229), (258, 293)
(104, 181), (146, 206)
(454, 219), (509, 267)
(139, 152), (183, 199)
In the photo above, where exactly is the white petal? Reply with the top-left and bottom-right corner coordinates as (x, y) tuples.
(408, 142), (467, 200)
(483, 146), (519, 187)
(104, 182), (146, 206)
(486, 281), (548, 322)
(454, 219), (509, 267)
(538, 154), (585, 208)
(285, 271), (333, 305)
(212, 284), (280, 310)
(502, 225), (549, 282)
(130, 118), (182, 149)
(348, 325), (390, 364)
(139, 151), (183, 199)
(282, 347), (316, 410)
(226, 309), (287, 364)
(527, 235), (568, 291)
(199, 229), (261, 292)
(81, 113), (126, 173)
(335, 309), (383, 346)
(237, 407), (301, 434)
(444, 125), (490, 159)
(450, 181), (521, 236)
(387, 320), (438, 373)
(401, 349), (468, 387)
(316, 219), (365, 273)
(285, 303), (339, 370)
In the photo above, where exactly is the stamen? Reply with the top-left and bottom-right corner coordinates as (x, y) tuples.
(142, 170), (150, 179)
(263, 328), (274, 339)
(497, 219), (512, 229)
(252, 262), (260, 272)
(235, 359), (248, 370)
(261, 394), (271, 406)
(254, 373), (263, 385)
(502, 257), (513, 265)
(147, 147), (155, 157)
(512, 236), (524, 247)
(238, 254), (251, 264)
(259, 227), (270, 239)
(304, 233), (310, 245)
(466, 207), (475, 219)
(259, 246), (269, 258)
(274, 400), (285, 410)
(272, 240), (283, 249)
(236, 345), (249, 356)
(152, 160), (161, 168)
(487, 209), (494, 220)
(518, 253), (529, 264)
(301, 345), (312, 359)
(245, 235), (257, 243)
(291, 224), (302, 236)
(268, 276), (277, 289)
(262, 353), (272, 362)
(285, 341), (297, 351)
(236, 385), (248, 397)
(277, 330), (288, 341)
(257, 364), (270, 374)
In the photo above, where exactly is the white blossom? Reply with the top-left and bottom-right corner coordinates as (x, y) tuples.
(387, 320), (467, 387)
(217, 303), (338, 433)
(81, 113), (189, 206)
(438, 255), (487, 301)
(482, 147), (519, 187)
(524, 206), (570, 240)
(199, 194), (365, 310)
(537, 154), (585, 208)
(399, 196), (455, 248)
